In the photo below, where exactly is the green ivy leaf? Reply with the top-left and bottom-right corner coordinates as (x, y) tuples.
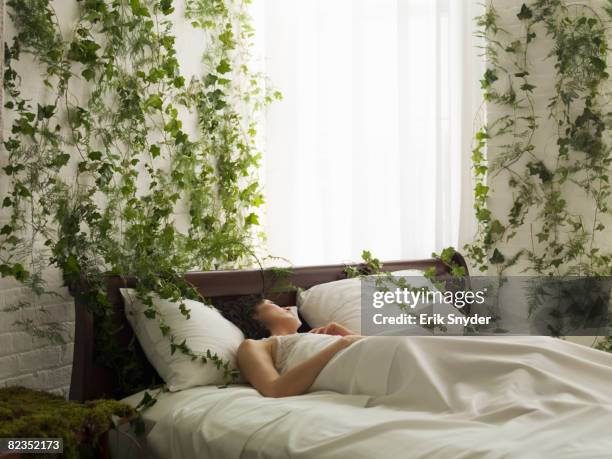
(88, 151), (102, 161)
(489, 220), (505, 235)
(64, 254), (80, 275)
(245, 213), (259, 225)
(130, 0), (150, 16)
(476, 208), (491, 222)
(550, 259), (563, 268)
(526, 31), (536, 43)
(475, 183), (489, 198)
(12, 264), (29, 281)
(480, 68), (498, 89)
(216, 59), (231, 74)
(15, 183), (31, 197)
(3, 164), (25, 175)
(81, 68), (95, 81)
(517, 4), (533, 20)
(67, 39), (100, 64)
(520, 83), (536, 92)
(219, 27), (234, 49)
(204, 74), (217, 87)
(51, 153), (70, 168)
(159, 0), (174, 15)
(37, 104), (55, 119)
(590, 56), (606, 73)
(145, 94), (163, 110)
(489, 249), (505, 264)
(439, 247), (456, 264)
(526, 161), (552, 183)
(423, 267), (437, 280)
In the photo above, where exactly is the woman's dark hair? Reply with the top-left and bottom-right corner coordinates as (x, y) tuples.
(215, 295), (270, 340)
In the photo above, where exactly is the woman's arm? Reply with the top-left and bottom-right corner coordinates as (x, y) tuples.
(237, 336), (362, 398)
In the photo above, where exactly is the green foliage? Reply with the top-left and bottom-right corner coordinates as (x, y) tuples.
(1, 0), (276, 393)
(263, 266), (298, 294)
(0, 386), (135, 459)
(467, 0), (612, 348)
(595, 336), (612, 352)
(431, 247), (466, 278)
(344, 250), (384, 278)
(345, 248), (465, 283)
(467, 0), (612, 277)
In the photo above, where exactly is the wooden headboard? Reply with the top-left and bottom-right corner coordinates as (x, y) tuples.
(69, 254), (468, 402)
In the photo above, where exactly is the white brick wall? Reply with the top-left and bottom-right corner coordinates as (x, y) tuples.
(0, 276), (75, 396)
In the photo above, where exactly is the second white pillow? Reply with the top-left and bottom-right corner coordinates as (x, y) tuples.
(297, 270), (449, 334)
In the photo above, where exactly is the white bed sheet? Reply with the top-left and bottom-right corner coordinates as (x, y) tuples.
(114, 337), (612, 459)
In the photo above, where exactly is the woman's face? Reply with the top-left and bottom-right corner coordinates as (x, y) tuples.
(255, 299), (301, 332)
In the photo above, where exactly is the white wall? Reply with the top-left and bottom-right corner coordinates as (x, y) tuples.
(0, 1), (206, 396)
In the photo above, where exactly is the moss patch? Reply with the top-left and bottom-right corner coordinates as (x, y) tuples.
(0, 386), (135, 459)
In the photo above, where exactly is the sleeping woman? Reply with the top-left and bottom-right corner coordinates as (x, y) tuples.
(233, 299), (362, 398)
(225, 299), (612, 417)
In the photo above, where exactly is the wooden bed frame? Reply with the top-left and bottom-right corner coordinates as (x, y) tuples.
(69, 254), (468, 402)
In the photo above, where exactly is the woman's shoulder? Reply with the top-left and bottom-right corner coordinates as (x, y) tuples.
(239, 338), (267, 348)
(238, 337), (273, 354)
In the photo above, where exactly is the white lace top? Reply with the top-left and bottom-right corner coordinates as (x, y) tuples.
(263, 333), (342, 374)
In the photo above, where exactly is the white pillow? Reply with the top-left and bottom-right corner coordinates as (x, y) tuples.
(120, 288), (244, 391)
(297, 277), (362, 333)
(297, 270), (457, 334)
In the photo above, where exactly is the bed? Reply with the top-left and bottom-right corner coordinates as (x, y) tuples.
(69, 255), (612, 459)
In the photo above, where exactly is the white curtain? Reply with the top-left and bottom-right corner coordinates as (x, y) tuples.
(252, 0), (483, 266)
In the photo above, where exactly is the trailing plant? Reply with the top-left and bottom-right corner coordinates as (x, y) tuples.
(467, 0), (612, 276)
(466, 0), (612, 348)
(343, 249), (469, 334)
(345, 248), (465, 284)
(1, 0), (277, 394)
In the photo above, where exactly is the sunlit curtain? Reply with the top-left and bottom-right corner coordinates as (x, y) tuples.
(251, 0), (483, 266)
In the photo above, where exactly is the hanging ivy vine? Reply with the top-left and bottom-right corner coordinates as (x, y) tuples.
(1, 0), (278, 394)
(467, 0), (612, 275)
(465, 0), (612, 349)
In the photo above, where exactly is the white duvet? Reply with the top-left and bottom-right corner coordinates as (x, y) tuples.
(147, 336), (612, 459)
